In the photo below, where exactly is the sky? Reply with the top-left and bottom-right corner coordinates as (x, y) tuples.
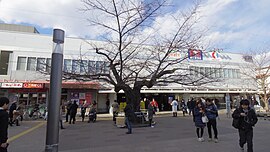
(0, 0), (270, 54)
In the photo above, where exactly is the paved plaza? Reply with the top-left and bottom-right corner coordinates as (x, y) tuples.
(7, 113), (270, 152)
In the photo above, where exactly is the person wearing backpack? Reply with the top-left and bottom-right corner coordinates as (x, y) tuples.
(232, 99), (258, 152)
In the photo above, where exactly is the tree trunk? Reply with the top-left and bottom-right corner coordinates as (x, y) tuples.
(124, 88), (141, 112)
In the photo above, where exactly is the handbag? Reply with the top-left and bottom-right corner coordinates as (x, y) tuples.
(202, 115), (208, 123)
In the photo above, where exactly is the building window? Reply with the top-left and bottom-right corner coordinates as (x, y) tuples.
(37, 58), (46, 72)
(72, 60), (80, 73)
(27, 57), (36, 71)
(0, 51), (12, 75)
(104, 62), (110, 74)
(46, 58), (51, 73)
(199, 67), (205, 75)
(88, 60), (96, 74)
(236, 69), (240, 78)
(224, 68), (228, 78)
(216, 68), (221, 78)
(80, 60), (88, 74)
(64, 59), (72, 73)
(17, 57), (27, 70)
(228, 69), (233, 78)
(205, 67), (211, 77)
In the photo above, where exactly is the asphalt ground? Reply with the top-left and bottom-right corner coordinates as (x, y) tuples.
(6, 112), (270, 152)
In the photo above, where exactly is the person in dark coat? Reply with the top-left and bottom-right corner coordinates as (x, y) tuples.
(205, 98), (218, 142)
(124, 104), (134, 134)
(147, 102), (154, 127)
(194, 99), (206, 142)
(0, 97), (10, 152)
(188, 98), (196, 116)
(69, 100), (78, 124)
(232, 99), (258, 152)
(8, 102), (16, 126)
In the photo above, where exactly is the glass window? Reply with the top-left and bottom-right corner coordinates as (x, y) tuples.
(96, 61), (104, 73)
(200, 67), (205, 75)
(220, 69), (224, 78)
(224, 68), (228, 78)
(189, 66), (195, 75)
(72, 60), (80, 73)
(64, 59), (72, 73)
(88, 60), (96, 74)
(37, 58), (46, 72)
(232, 69), (237, 78)
(216, 68), (220, 78)
(80, 60), (88, 74)
(27, 57), (36, 71)
(104, 62), (110, 74)
(17, 57), (27, 70)
(236, 69), (240, 78)
(194, 67), (199, 76)
(205, 67), (211, 77)
(228, 69), (233, 78)
(46, 58), (51, 73)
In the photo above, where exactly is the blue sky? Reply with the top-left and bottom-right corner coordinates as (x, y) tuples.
(0, 0), (270, 54)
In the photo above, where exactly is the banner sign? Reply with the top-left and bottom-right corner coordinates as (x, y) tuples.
(188, 49), (203, 60)
(23, 83), (44, 88)
(0, 83), (23, 88)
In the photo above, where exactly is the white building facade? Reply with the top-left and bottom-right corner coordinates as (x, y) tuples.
(0, 25), (259, 112)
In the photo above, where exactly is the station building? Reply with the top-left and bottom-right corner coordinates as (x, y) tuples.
(0, 24), (259, 113)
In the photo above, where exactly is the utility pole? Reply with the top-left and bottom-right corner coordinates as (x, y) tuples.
(45, 29), (65, 152)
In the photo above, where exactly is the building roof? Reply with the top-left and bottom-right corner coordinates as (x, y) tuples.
(0, 23), (39, 33)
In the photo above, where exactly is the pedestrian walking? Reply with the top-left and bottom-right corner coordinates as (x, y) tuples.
(0, 97), (10, 152)
(180, 99), (187, 116)
(124, 104), (134, 134)
(150, 98), (158, 113)
(81, 101), (88, 122)
(147, 102), (154, 127)
(194, 100), (206, 142)
(111, 100), (119, 124)
(232, 99), (258, 152)
(171, 99), (178, 117)
(205, 98), (218, 143)
(189, 98), (196, 116)
(59, 104), (65, 129)
(65, 101), (72, 122)
(8, 101), (16, 126)
(69, 100), (79, 124)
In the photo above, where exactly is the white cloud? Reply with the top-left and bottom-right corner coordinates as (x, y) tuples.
(0, 0), (270, 53)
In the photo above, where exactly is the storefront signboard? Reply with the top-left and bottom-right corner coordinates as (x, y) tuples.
(23, 83), (44, 88)
(1, 83), (23, 88)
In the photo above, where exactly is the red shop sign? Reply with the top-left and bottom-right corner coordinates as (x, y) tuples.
(23, 83), (44, 88)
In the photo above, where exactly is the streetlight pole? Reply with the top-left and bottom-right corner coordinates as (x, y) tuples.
(45, 29), (65, 152)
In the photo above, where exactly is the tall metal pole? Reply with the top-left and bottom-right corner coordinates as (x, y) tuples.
(45, 29), (65, 152)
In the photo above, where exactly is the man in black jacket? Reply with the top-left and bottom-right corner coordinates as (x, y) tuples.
(0, 97), (10, 152)
(232, 99), (258, 152)
(124, 104), (134, 134)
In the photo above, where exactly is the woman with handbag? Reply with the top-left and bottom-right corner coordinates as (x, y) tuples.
(194, 99), (206, 142)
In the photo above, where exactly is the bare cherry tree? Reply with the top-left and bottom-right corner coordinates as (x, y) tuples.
(241, 50), (270, 111)
(69, 0), (219, 110)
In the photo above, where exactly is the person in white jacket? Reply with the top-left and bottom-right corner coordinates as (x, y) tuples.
(171, 99), (179, 117)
